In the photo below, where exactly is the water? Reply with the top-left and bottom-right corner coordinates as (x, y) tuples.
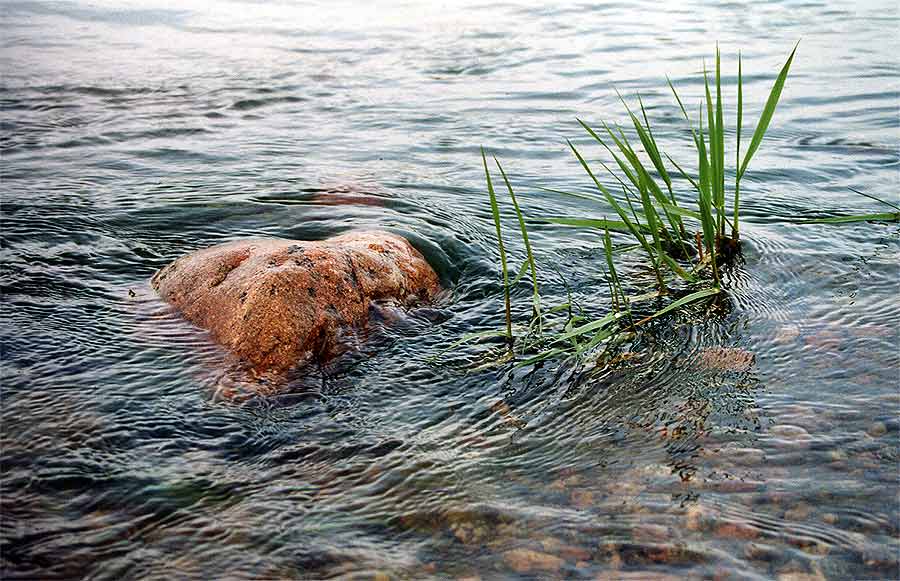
(2, 1), (899, 578)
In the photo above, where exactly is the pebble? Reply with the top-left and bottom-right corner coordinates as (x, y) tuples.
(774, 324), (801, 344)
(685, 504), (710, 532)
(776, 572), (825, 581)
(716, 521), (759, 540)
(596, 571), (682, 581)
(866, 422), (888, 437)
(559, 544), (592, 562)
(769, 424), (813, 449)
(697, 347), (755, 372)
(447, 513), (491, 546)
(727, 446), (766, 467)
(502, 548), (564, 574)
(744, 542), (781, 562)
(703, 479), (765, 494)
(804, 329), (842, 351)
(784, 502), (812, 521)
(633, 524), (670, 542)
(828, 449), (848, 462)
(570, 488), (595, 508)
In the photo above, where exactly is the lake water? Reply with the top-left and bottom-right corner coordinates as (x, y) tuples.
(2, 1), (899, 579)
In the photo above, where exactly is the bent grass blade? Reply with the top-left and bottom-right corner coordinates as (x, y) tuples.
(482, 147), (513, 345)
(634, 287), (721, 327)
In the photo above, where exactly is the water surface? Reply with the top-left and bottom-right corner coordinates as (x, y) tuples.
(2, 1), (899, 579)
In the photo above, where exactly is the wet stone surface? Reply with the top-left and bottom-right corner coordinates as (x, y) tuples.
(151, 231), (441, 372)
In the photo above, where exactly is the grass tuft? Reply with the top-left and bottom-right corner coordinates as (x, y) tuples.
(452, 45), (811, 368)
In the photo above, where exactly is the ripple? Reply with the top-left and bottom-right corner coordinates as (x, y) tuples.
(3, 0), (899, 579)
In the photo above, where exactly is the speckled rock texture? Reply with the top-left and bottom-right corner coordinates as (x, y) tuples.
(151, 231), (441, 371)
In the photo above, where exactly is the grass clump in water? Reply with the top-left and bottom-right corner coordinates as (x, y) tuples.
(558, 43), (798, 289)
(451, 45), (804, 365)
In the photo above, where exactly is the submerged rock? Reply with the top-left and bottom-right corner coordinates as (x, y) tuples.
(151, 231), (441, 371)
(697, 346), (755, 372)
(501, 548), (564, 574)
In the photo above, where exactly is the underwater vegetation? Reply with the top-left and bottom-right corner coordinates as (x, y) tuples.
(456, 44), (897, 367)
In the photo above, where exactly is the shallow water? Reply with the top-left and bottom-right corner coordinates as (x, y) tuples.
(2, 1), (899, 579)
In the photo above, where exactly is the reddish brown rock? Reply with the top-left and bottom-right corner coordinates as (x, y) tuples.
(502, 548), (564, 574)
(151, 231), (441, 371)
(697, 347), (755, 372)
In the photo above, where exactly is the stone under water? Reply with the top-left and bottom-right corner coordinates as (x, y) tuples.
(151, 231), (441, 371)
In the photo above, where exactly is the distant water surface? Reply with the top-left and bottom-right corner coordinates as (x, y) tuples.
(2, 1), (899, 579)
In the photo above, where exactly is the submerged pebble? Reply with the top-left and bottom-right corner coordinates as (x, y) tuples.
(502, 548), (564, 574)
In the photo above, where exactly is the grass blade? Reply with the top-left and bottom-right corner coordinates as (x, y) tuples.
(733, 51), (743, 238)
(568, 139), (667, 287)
(715, 46), (726, 234)
(738, 42), (798, 179)
(703, 60), (722, 233)
(635, 287), (721, 326)
(430, 329), (511, 360)
(603, 225), (625, 311)
(495, 157), (542, 325)
(535, 185), (605, 204)
(792, 212), (899, 224)
(638, 94), (673, 195)
(541, 216), (638, 233)
(848, 187), (900, 211)
(551, 312), (621, 344)
(482, 147), (512, 344)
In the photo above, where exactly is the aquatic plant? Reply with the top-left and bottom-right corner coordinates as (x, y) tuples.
(792, 188), (900, 224)
(453, 45), (803, 365)
(556, 44), (798, 288)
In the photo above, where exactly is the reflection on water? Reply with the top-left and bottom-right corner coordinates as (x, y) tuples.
(2, 0), (898, 579)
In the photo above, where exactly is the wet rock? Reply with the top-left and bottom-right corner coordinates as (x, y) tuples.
(715, 521), (759, 540)
(697, 347), (755, 372)
(703, 479), (765, 494)
(570, 488), (595, 509)
(596, 572), (681, 581)
(774, 324), (801, 345)
(684, 504), (712, 532)
(744, 542), (781, 563)
(563, 546), (593, 562)
(449, 517), (490, 546)
(828, 449), (848, 462)
(502, 548), (564, 574)
(151, 231), (441, 371)
(633, 524), (670, 542)
(769, 424), (813, 449)
(722, 445), (766, 467)
(444, 508), (500, 546)
(866, 422), (888, 437)
(784, 502), (812, 521)
(776, 570), (826, 581)
(538, 536), (563, 553)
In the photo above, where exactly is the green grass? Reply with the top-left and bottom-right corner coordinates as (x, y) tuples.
(441, 45), (897, 369)
(450, 43), (898, 369)
(554, 44), (799, 290)
(790, 188), (900, 224)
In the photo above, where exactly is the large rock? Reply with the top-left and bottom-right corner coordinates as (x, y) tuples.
(151, 231), (441, 371)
